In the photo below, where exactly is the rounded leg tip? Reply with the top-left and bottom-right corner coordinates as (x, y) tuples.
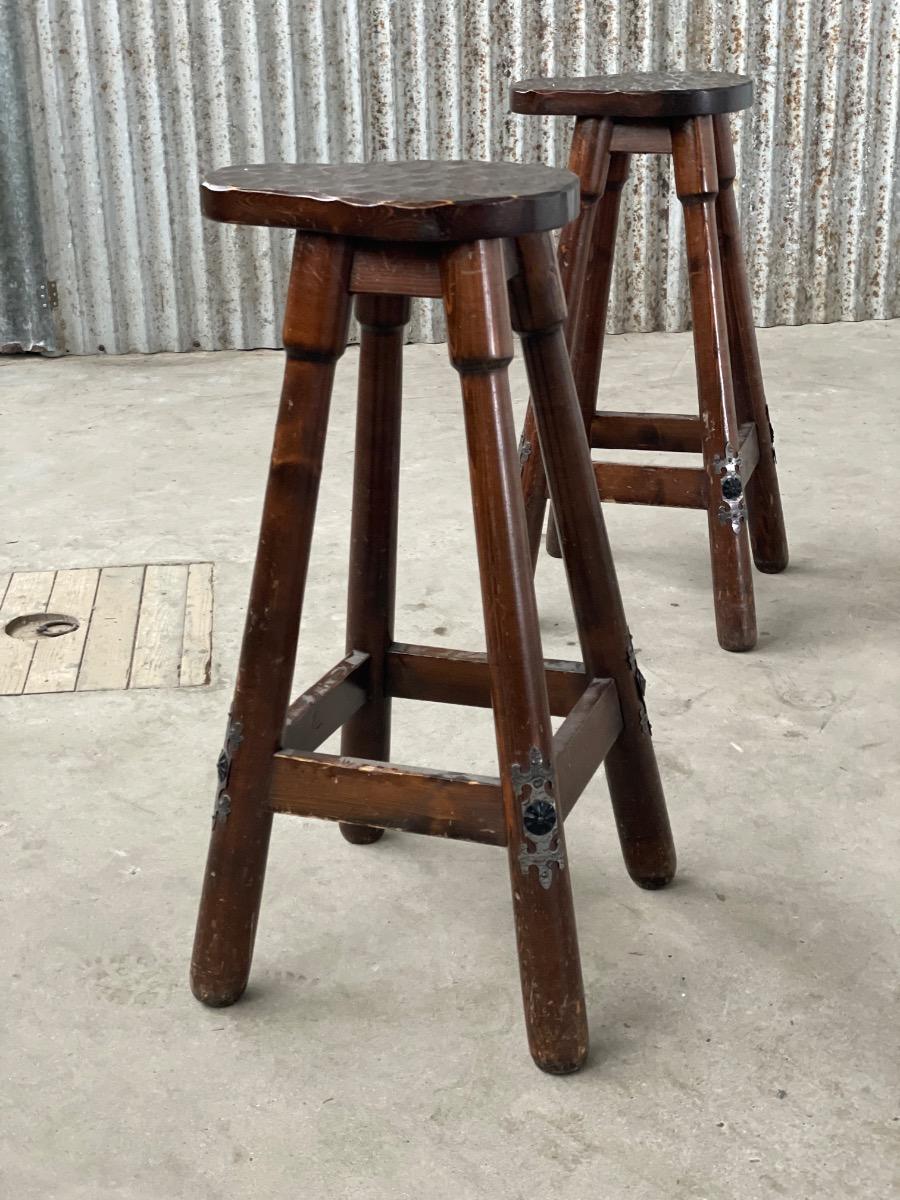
(339, 822), (385, 846)
(633, 871), (676, 891)
(625, 844), (677, 891)
(531, 1046), (589, 1075)
(754, 554), (789, 575)
(717, 628), (757, 653)
(190, 971), (247, 1008)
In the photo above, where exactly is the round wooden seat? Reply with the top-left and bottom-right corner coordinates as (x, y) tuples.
(201, 160), (579, 242)
(510, 70), (752, 119)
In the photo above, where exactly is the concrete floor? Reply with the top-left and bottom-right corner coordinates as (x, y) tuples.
(1, 319), (898, 1198)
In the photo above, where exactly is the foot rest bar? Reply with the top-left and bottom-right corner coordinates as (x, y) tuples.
(591, 411), (703, 453)
(593, 462), (707, 508)
(387, 642), (588, 717)
(282, 651), (370, 752)
(269, 750), (506, 846)
(554, 678), (623, 817)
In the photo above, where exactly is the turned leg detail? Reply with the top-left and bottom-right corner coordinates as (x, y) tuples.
(339, 293), (411, 845)
(510, 232), (675, 889)
(713, 114), (789, 575)
(191, 235), (353, 1006)
(442, 239), (588, 1074)
(672, 116), (757, 653)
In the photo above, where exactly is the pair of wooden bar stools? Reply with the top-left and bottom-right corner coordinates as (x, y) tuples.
(192, 72), (788, 1073)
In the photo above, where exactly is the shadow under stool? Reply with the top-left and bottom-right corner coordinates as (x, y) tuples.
(190, 160), (676, 1073)
(511, 71), (790, 652)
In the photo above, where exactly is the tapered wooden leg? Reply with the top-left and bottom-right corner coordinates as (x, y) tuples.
(191, 235), (353, 1005)
(713, 114), (789, 574)
(442, 239), (588, 1074)
(339, 293), (410, 845)
(519, 118), (614, 562)
(673, 116), (757, 652)
(546, 138), (629, 559)
(510, 232), (675, 889)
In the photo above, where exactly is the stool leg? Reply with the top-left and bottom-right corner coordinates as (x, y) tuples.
(546, 141), (629, 559)
(191, 235), (353, 1006)
(510, 232), (676, 889)
(672, 116), (757, 652)
(339, 293), (410, 845)
(713, 114), (789, 574)
(442, 239), (588, 1074)
(520, 117), (614, 562)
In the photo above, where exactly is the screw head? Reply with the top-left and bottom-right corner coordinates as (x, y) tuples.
(523, 799), (557, 837)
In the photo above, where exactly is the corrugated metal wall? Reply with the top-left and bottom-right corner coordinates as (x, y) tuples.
(11, 0), (900, 354)
(0, 0), (57, 352)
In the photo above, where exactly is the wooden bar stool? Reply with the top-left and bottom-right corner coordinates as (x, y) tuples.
(190, 160), (676, 1074)
(511, 71), (790, 652)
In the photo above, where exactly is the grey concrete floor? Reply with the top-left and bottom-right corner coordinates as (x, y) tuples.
(1, 319), (898, 1199)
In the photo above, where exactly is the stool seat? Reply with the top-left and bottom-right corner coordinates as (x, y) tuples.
(201, 160), (579, 241)
(510, 70), (752, 119)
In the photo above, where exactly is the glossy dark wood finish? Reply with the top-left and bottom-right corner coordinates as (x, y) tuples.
(673, 115), (756, 651)
(191, 233), (353, 1006)
(545, 146), (629, 559)
(339, 293), (410, 845)
(509, 231), (675, 889)
(385, 643), (589, 717)
(201, 160), (579, 241)
(553, 678), (623, 819)
(594, 461), (707, 508)
(591, 410), (703, 452)
(270, 751), (506, 845)
(193, 159), (676, 1073)
(442, 238), (588, 1074)
(511, 70), (752, 118)
(516, 75), (787, 651)
(713, 114), (789, 573)
(282, 651), (369, 752)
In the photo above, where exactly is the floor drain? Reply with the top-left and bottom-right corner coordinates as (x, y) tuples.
(5, 612), (80, 641)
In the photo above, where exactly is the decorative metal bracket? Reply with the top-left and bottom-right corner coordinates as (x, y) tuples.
(512, 747), (564, 889)
(625, 633), (652, 737)
(518, 433), (533, 466)
(714, 442), (747, 534)
(212, 715), (243, 827)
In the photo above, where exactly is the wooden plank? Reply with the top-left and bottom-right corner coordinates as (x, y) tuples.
(386, 642), (588, 717)
(269, 750), (506, 846)
(281, 652), (370, 752)
(594, 462), (707, 509)
(0, 571), (56, 695)
(590, 410), (703, 453)
(179, 562), (214, 687)
(24, 568), (99, 694)
(553, 678), (623, 818)
(77, 565), (145, 692)
(129, 564), (189, 689)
